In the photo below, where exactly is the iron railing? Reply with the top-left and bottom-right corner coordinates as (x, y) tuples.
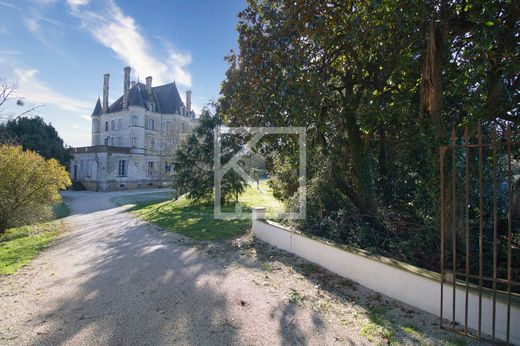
(440, 124), (519, 343)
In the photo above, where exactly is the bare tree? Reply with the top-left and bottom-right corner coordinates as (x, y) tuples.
(0, 78), (42, 122)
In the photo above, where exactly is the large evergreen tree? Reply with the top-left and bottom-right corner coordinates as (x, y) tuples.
(172, 110), (247, 204)
(0, 116), (72, 167)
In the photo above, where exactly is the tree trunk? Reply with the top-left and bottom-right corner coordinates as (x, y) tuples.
(420, 20), (444, 141)
(420, 3), (450, 237)
(420, 1), (448, 143)
(342, 91), (378, 222)
(378, 125), (390, 202)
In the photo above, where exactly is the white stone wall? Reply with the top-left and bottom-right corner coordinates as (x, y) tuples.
(69, 152), (98, 181)
(95, 108), (145, 148)
(251, 208), (520, 345)
(92, 107), (193, 155)
(70, 150), (173, 191)
(76, 104), (194, 191)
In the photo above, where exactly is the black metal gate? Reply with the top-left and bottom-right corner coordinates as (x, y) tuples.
(439, 125), (519, 344)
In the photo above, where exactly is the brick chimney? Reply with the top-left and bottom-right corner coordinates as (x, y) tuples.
(145, 76), (152, 94)
(102, 73), (109, 112)
(185, 90), (192, 112)
(123, 66), (131, 109)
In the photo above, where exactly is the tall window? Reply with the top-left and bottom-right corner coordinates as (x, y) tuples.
(147, 118), (154, 130)
(164, 162), (171, 173)
(118, 119), (122, 130)
(118, 160), (127, 176)
(147, 161), (154, 176)
(111, 119), (115, 131)
(117, 137), (122, 146)
(110, 137), (115, 146)
(105, 121), (109, 132)
(132, 137), (138, 147)
(132, 116), (138, 126)
(104, 137), (109, 146)
(150, 138), (155, 149)
(92, 119), (99, 133)
(86, 159), (92, 177)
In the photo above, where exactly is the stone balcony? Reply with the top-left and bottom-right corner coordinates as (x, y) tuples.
(70, 145), (132, 154)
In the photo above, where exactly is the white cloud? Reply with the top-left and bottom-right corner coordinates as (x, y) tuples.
(13, 68), (92, 116)
(58, 132), (91, 147)
(68, 0), (191, 86)
(32, 0), (59, 5)
(0, 50), (19, 56)
(0, 1), (21, 11)
(66, 0), (89, 8)
(24, 17), (39, 33)
(23, 15), (70, 58)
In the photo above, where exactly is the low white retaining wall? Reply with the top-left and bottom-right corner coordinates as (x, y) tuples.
(251, 208), (520, 344)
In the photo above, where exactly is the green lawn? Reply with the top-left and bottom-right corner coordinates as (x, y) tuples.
(0, 221), (66, 275)
(111, 191), (173, 208)
(114, 181), (284, 241)
(0, 197), (71, 275)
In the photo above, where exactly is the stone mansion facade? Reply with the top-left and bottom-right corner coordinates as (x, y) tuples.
(69, 67), (195, 191)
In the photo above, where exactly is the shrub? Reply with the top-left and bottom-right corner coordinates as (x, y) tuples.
(0, 145), (71, 233)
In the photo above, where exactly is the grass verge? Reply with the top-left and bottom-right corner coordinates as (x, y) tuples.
(113, 182), (284, 241)
(0, 221), (66, 275)
(359, 305), (396, 344)
(53, 198), (71, 219)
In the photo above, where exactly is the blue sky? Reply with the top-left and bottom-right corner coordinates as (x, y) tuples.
(0, 0), (246, 146)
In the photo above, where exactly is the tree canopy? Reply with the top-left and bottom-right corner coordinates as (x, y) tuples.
(0, 116), (72, 167)
(172, 110), (247, 204)
(218, 0), (519, 268)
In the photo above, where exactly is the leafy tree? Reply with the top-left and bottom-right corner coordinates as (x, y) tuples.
(0, 145), (71, 233)
(219, 0), (519, 269)
(0, 116), (72, 166)
(172, 110), (247, 203)
(221, 0), (430, 227)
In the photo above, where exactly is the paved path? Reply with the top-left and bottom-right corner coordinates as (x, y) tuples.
(0, 190), (364, 345)
(1, 190), (479, 345)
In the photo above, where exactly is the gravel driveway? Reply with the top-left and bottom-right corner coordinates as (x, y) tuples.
(0, 190), (475, 345)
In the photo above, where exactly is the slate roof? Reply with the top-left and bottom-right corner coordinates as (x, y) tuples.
(102, 81), (185, 115)
(92, 97), (102, 116)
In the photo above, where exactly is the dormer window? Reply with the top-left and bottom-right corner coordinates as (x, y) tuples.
(147, 102), (155, 112)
